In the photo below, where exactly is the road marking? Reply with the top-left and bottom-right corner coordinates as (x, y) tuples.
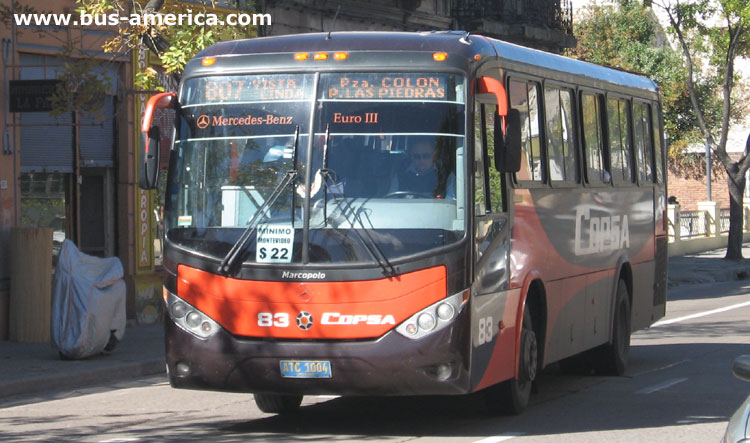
(635, 377), (688, 394)
(472, 434), (523, 443)
(651, 301), (750, 327)
(314, 395), (340, 399)
(631, 359), (689, 377)
(98, 439), (140, 443)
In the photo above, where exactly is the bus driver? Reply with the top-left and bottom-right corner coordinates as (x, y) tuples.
(389, 138), (455, 199)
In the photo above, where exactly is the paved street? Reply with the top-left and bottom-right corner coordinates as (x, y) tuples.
(1, 276), (749, 442)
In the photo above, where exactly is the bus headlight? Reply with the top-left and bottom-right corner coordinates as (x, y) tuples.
(396, 290), (467, 340)
(417, 313), (436, 331)
(164, 288), (221, 339)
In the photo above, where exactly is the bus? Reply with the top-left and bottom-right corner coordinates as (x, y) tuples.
(139, 31), (667, 415)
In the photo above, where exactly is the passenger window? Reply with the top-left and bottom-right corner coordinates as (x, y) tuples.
(652, 106), (664, 184)
(607, 97), (633, 185)
(581, 93), (607, 184)
(474, 101), (487, 216)
(545, 86), (578, 183)
(510, 79), (544, 184)
(633, 102), (654, 183)
(483, 104), (505, 212)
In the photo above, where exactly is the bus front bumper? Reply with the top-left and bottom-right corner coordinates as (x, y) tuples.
(164, 311), (471, 396)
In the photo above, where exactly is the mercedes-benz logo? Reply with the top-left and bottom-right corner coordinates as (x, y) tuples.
(196, 114), (210, 129)
(296, 311), (314, 330)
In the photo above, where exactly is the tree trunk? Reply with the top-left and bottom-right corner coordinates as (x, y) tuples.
(725, 171), (746, 260)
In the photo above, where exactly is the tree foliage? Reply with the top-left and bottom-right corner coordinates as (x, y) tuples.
(568, 0), (719, 169)
(573, 0), (750, 258)
(77, 0), (258, 91)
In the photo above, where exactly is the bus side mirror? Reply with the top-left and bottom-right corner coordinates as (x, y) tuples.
(140, 126), (161, 189)
(495, 109), (522, 173)
(139, 92), (177, 190)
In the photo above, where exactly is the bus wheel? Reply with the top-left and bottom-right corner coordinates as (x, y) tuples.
(253, 393), (303, 414)
(594, 279), (631, 376)
(487, 307), (537, 415)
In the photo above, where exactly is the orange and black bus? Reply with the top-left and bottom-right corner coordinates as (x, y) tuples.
(140, 31), (667, 414)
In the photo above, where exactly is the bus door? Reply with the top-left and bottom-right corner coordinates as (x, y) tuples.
(469, 91), (516, 389)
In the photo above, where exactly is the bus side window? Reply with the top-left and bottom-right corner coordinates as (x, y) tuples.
(633, 102), (654, 184)
(509, 79), (544, 184)
(483, 104), (505, 212)
(581, 93), (607, 184)
(652, 104), (664, 184)
(607, 97), (634, 185)
(474, 100), (488, 216)
(545, 86), (578, 183)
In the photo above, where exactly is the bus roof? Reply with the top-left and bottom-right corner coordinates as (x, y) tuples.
(484, 37), (658, 93)
(193, 31), (657, 94)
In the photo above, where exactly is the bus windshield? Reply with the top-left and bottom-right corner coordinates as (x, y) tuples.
(166, 72), (467, 265)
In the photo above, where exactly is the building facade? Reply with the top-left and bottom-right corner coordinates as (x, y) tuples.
(259, 0), (575, 52)
(0, 0), (576, 339)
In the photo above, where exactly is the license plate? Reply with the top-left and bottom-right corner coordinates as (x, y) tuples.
(280, 360), (332, 378)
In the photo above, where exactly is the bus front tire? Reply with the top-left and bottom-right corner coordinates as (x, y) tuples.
(594, 279), (631, 376)
(253, 393), (303, 414)
(487, 307), (537, 415)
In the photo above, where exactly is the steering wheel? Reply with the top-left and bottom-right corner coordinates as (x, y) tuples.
(383, 191), (433, 199)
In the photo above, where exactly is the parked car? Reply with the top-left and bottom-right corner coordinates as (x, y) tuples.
(723, 356), (750, 442)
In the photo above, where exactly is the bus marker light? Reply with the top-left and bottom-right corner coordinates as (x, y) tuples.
(333, 52), (348, 60)
(201, 57), (216, 66)
(474, 54), (482, 61)
(294, 53), (309, 61)
(418, 313), (436, 331)
(433, 52), (447, 61)
(314, 52), (328, 60)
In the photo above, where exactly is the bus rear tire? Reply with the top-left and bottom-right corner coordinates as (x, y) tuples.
(486, 307), (537, 415)
(253, 393), (303, 414)
(594, 279), (631, 376)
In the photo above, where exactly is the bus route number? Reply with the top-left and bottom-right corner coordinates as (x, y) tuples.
(258, 312), (289, 327)
(477, 316), (493, 345)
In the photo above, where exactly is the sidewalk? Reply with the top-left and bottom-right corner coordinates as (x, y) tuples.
(0, 322), (165, 401)
(2, 245), (750, 402)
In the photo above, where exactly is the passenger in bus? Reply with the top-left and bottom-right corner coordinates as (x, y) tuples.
(389, 138), (455, 199)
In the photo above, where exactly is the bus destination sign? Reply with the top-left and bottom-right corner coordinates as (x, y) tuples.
(326, 74), (448, 100)
(201, 75), (313, 103)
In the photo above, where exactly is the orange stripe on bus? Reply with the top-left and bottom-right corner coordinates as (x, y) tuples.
(177, 265), (447, 339)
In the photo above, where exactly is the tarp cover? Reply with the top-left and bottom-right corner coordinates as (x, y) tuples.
(51, 240), (126, 359)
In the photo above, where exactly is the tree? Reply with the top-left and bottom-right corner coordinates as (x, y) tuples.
(568, 0), (711, 161)
(77, 0), (259, 90)
(651, 0), (750, 259)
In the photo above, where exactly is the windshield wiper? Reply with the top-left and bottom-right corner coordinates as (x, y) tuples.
(319, 126), (399, 278)
(218, 125), (300, 275)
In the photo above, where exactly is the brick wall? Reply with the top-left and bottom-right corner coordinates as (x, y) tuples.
(667, 153), (741, 210)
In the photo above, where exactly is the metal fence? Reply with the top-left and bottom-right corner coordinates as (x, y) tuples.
(720, 208), (731, 233)
(679, 210), (709, 239)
